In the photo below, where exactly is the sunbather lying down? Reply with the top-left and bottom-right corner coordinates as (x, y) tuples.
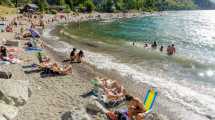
(39, 62), (72, 75)
(106, 95), (146, 120)
(94, 77), (127, 100)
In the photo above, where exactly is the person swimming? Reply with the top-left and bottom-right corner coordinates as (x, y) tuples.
(167, 44), (176, 55)
(144, 43), (148, 48)
(160, 46), (164, 52)
(171, 44), (176, 54)
(167, 45), (171, 55)
(151, 41), (157, 49)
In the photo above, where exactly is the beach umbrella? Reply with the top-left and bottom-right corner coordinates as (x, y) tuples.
(29, 28), (40, 38)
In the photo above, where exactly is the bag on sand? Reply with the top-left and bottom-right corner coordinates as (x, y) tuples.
(0, 71), (12, 79)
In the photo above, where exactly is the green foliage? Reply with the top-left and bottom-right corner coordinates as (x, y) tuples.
(37, 0), (49, 12)
(105, 0), (114, 12)
(57, 0), (65, 6)
(50, 9), (58, 14)
(3, 0), (215, 12)
(79, 3), (85, 12)
(84, 0), (95, 12)
(64, 4), (71, 13)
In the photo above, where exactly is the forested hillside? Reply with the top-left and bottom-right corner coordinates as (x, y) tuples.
(0, 0), (215, 12)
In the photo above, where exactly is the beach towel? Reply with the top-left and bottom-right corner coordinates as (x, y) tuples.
(0, 60), (10, 65)
(29, 28), (40, 38)
(143, 88), (158, 113)
(8, 48), (22, 53)
(25, 47), (43, 52)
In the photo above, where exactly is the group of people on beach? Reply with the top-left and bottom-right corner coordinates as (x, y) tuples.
(69, 48), (85, 63)
(89, 77), (147, 120)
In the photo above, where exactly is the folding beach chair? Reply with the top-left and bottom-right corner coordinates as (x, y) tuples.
(143, 88), (158, 114)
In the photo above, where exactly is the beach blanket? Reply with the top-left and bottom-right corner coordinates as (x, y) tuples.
(25, 47), (43, 52)
(29, 28), (40, 38)
(1, 54), (21, 64)
(143, 88), (158, 113)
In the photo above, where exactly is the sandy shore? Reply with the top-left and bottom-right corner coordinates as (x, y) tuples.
(0, 12), (164, 120)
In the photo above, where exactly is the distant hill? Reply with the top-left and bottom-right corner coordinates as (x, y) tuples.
(193, 0), (215, 9)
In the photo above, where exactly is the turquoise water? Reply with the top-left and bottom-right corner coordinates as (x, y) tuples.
(48, 10), (215, 120)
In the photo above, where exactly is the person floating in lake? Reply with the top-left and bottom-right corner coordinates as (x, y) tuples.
(76, 50), (84, 63)
(160, 46), (164, 52)
(151, 41), (157, 49)
(70, 48), (77, 62)
(144, 43), (148, 48)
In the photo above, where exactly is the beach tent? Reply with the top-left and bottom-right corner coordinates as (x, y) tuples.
(29, 28), (40, 38)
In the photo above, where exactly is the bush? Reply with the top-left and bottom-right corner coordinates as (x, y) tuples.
(50, 9), (58, 14)
(64, 5), (71, 13)
(79, 4), (85, 12)
(84, 0), (95, 12)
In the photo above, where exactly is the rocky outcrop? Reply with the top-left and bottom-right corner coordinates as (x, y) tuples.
(0, 79), (30, 120)
(0, 79), (29, 107)
(0, 103), (18, 120)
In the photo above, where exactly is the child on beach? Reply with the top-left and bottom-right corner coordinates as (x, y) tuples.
(76, 50), (84, 63)
(70, 48), (77, 62)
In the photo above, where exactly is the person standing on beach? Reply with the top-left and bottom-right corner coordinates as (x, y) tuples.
(76, 50), (84, 63)
(70, 48), (77, 62)
(0, 46), (7, 58)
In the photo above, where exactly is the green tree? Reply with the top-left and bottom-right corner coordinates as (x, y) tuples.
(84, 0), (95, 12)
(105, 0), (114, 12)
(35, 0), (48, 12)
(57, 0), (65, 6)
